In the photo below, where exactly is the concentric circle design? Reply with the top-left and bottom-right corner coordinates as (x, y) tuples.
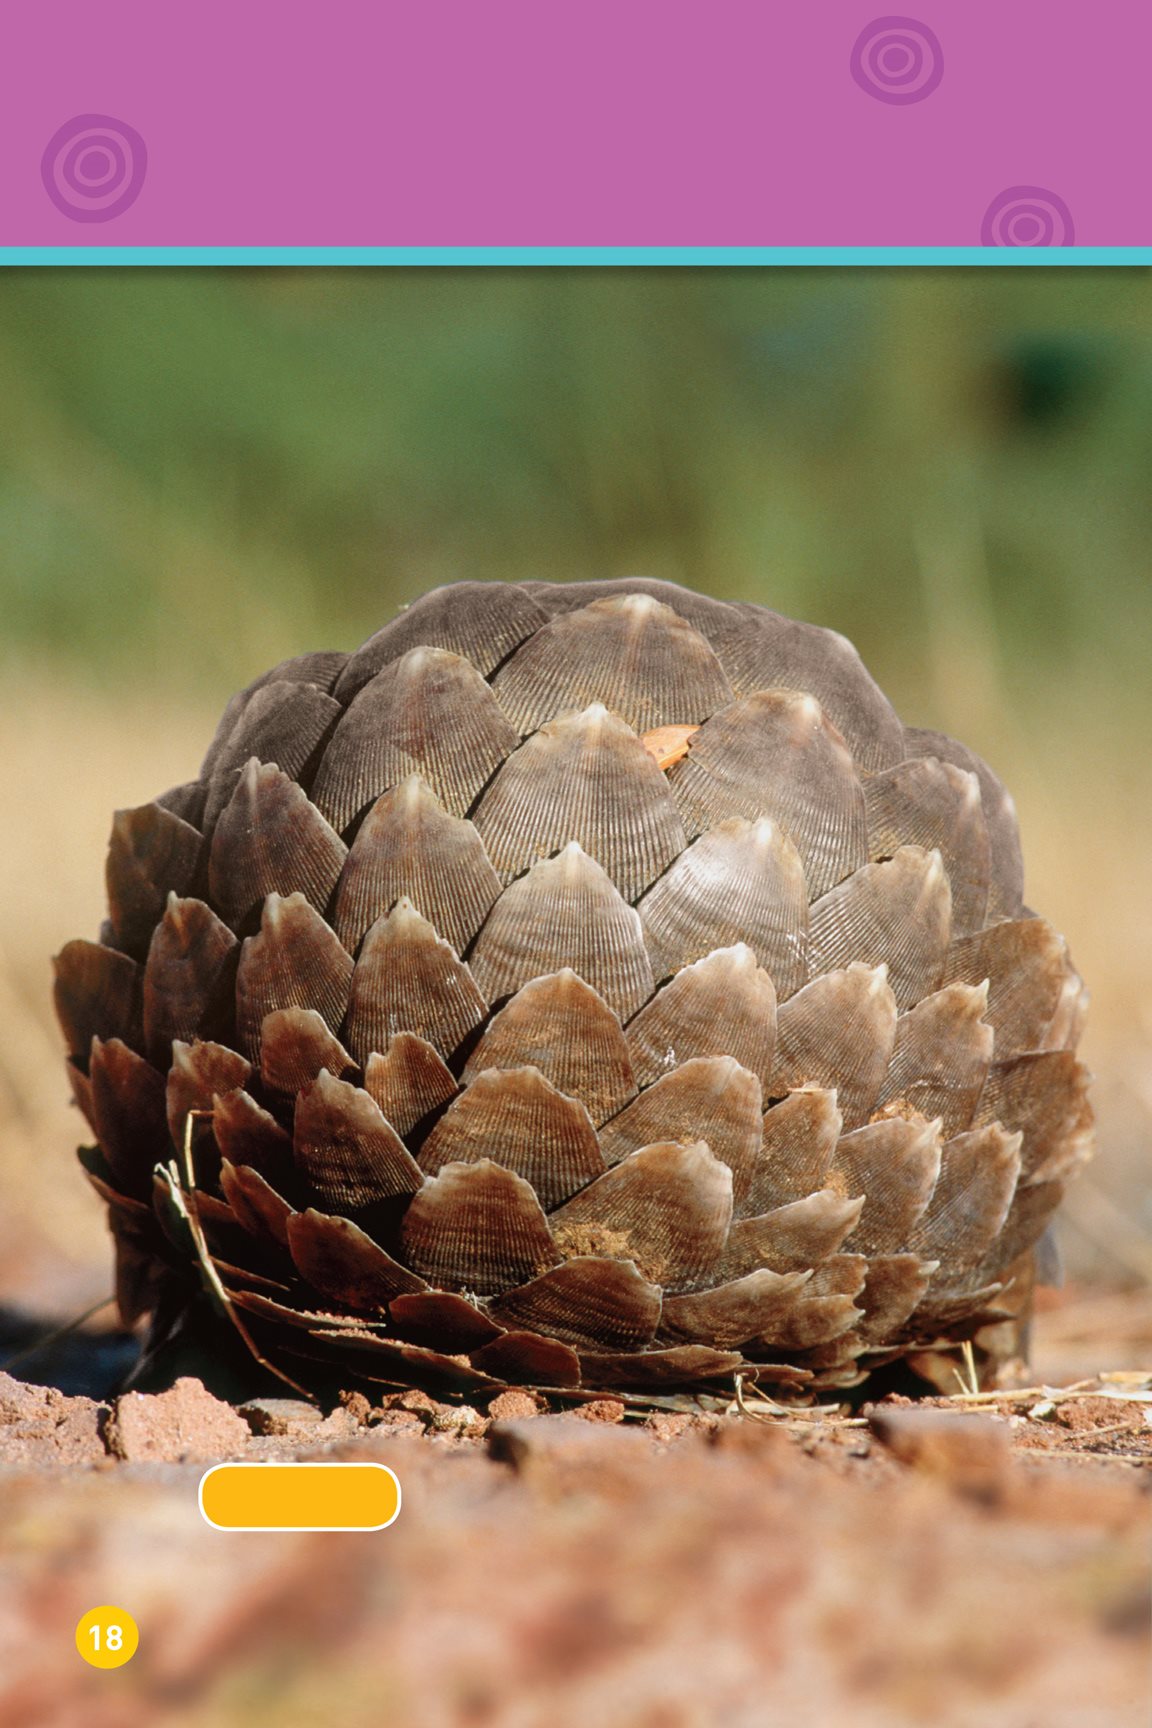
(849, 16), (943, 105)
(41, 114), (147, 224)
(981, 187), (1075, 247)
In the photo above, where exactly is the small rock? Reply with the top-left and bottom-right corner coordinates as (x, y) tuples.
(105, 1377), (250, 1464)
(338, 1390), (373, 1426)
(645, 1411), (695, 1444)
(573, 1399), (626, 1424)
(369, 1408), (427, 1437)
(239, 1398), (326, 1438)
(867, 1405), (1010, 1499)
(487, 1389), (544, 1422)
(0, 1372), (106, 1467)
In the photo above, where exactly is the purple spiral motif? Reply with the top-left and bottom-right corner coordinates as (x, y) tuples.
(981, 187), (1075, 248)
(850, 16), (943, 104)
(41, 115), (147, 223)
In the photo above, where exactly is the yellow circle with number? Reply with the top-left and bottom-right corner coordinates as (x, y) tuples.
(75, 1605), (139, 1669)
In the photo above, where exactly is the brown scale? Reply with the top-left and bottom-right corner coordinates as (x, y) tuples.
(54, 938), (144, 1063)
(705, 606), (907, 772)
(332, 775), (502, 956)
(292, 1070), (423, 1215)
(199, 652), (347, 781)
(487, 1257), (663, 1351)
(208, 762), (348, 929)
(468, 844), (654, 1021)
(400, 1159), (561, 1296)
(335, 580), (549, 700)
(88, 1037), (170, 1200)
(259, 1007), (358, 1095)
(874, 981), (993, 1135)
(717, 1189), (864, 1280)
(832, 1114), (942, 1257)
(575, 1345), (746, 1391)
(201, 680), (342, 831)
(636, 817), (809, 998)
(286, 1208), (427, 1310)
(312, 646), (519, 832)
(219, 1160), (295, 1250)
(597, 1056), (763, 1214)
(771, 962), (897, 1129)
(164, 1038), (251, 1156)
(624, 944), (777, 1091)
(942, 917), (1073, 1059)
(491, 594), (735, 736)
(471, 1331), (582, 1388)
(658, 1268), (811, 1349)
(142, 894), (239, 1066)
(863, 755), (991, 938)
(363, 1036), (458, 1143)
(520, 576), (738, 637)
(743, 1086), (843, 1216)
(234, 893), (354, 1064)
(908, 1123), (1022, 1288)
(904, 725), (1024, 922)
(105, 802), (204, 958)
(973, 1052), (1093, 1187)
(808, 846), (952, 1011)
(388, 1291), (502, 1352)
(462, 970), (636, 1128)
(212, 1087), (294, 1184)
(855, 1255), (936, 1343)
(549, 1140), (733, 1294)
(667, 688), (868, 897)
(343, 898), (487, 1067)
(472, 704), (687, 901)
(417, 1065), (604, 1211)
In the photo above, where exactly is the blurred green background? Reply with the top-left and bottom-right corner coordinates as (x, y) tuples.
(0, 266), (1149, 1316)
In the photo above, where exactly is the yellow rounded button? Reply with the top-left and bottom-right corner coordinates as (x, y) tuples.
(75, 1605), (139, 1668)
(199, 1461), (401, 1531)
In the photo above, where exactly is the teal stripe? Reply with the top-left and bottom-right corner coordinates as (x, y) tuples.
(0, 246), (1148, 267)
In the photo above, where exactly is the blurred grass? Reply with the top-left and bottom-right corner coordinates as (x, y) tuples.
(0, 266), (1149, 1306)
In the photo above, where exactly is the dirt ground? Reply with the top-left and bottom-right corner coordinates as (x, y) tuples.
(0, 1286), (1148, 1728)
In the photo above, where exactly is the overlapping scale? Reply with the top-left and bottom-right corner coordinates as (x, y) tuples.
(201, 680), (341, 830)
(490, 594), (734, 735)
(549, 1140), (733, 1294)
(286, 1208), (426, 1309)
(831, 1114), (942, 1256)
(808, 846), (952, 1011)
(463, 970), (635, 1127)
(344, 898), (487, 1066)
(658, 1269), (811, 1349)
(519, 577), (739, 637)
(332, 776), (501, 956)
(707, 607), (906, 770)
(597, 1056), (762, 1212)
(417, 1066), (604, 1210)
(973, 1052), (1093, 1187)
(623, 944), (777, 1089)
(292, 1070), (423, 1215)
(259, 1007), (357, 1094)
(335, 581), (549, 700)
(208, 762), (347, 928)
(487, 1258), (662, 1350)
(312, 647), (519, 832)
(363, 1036), (458, 1142)
(668, 689), (867, 897)
(400, 1160), (561, 1295)
(717, 1190), (864, 1280)
(142, 895), (239, 1064)
(743, 1087), (843, 1215)
(89, 1037), (169, 1200)
(469, 844), (654, 1020)
(199, 652), (346, 780)
(875, 982), (993, 1135)
(471, 704), (686, 899)
(212, 1088), (293, 1184)
(220, 1160), (295, 1249)
(864, 756), (990, 937)
(904, 726), (1024, 921)
(54, 939), (143, 1063)
(165, 1038), (251, 1153)
(636, 818), (808, 997)
(234, 893), (353, 1063)
(771, 962), (897, 1128)
(855, 1256), (936, 1343)
(106, 802), (204, 957)
(908, 1124), (1022, 1286)
(942, 918), (1072, 1059)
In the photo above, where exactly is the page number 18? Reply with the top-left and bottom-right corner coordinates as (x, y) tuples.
(75, 1606), (139, 1669)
